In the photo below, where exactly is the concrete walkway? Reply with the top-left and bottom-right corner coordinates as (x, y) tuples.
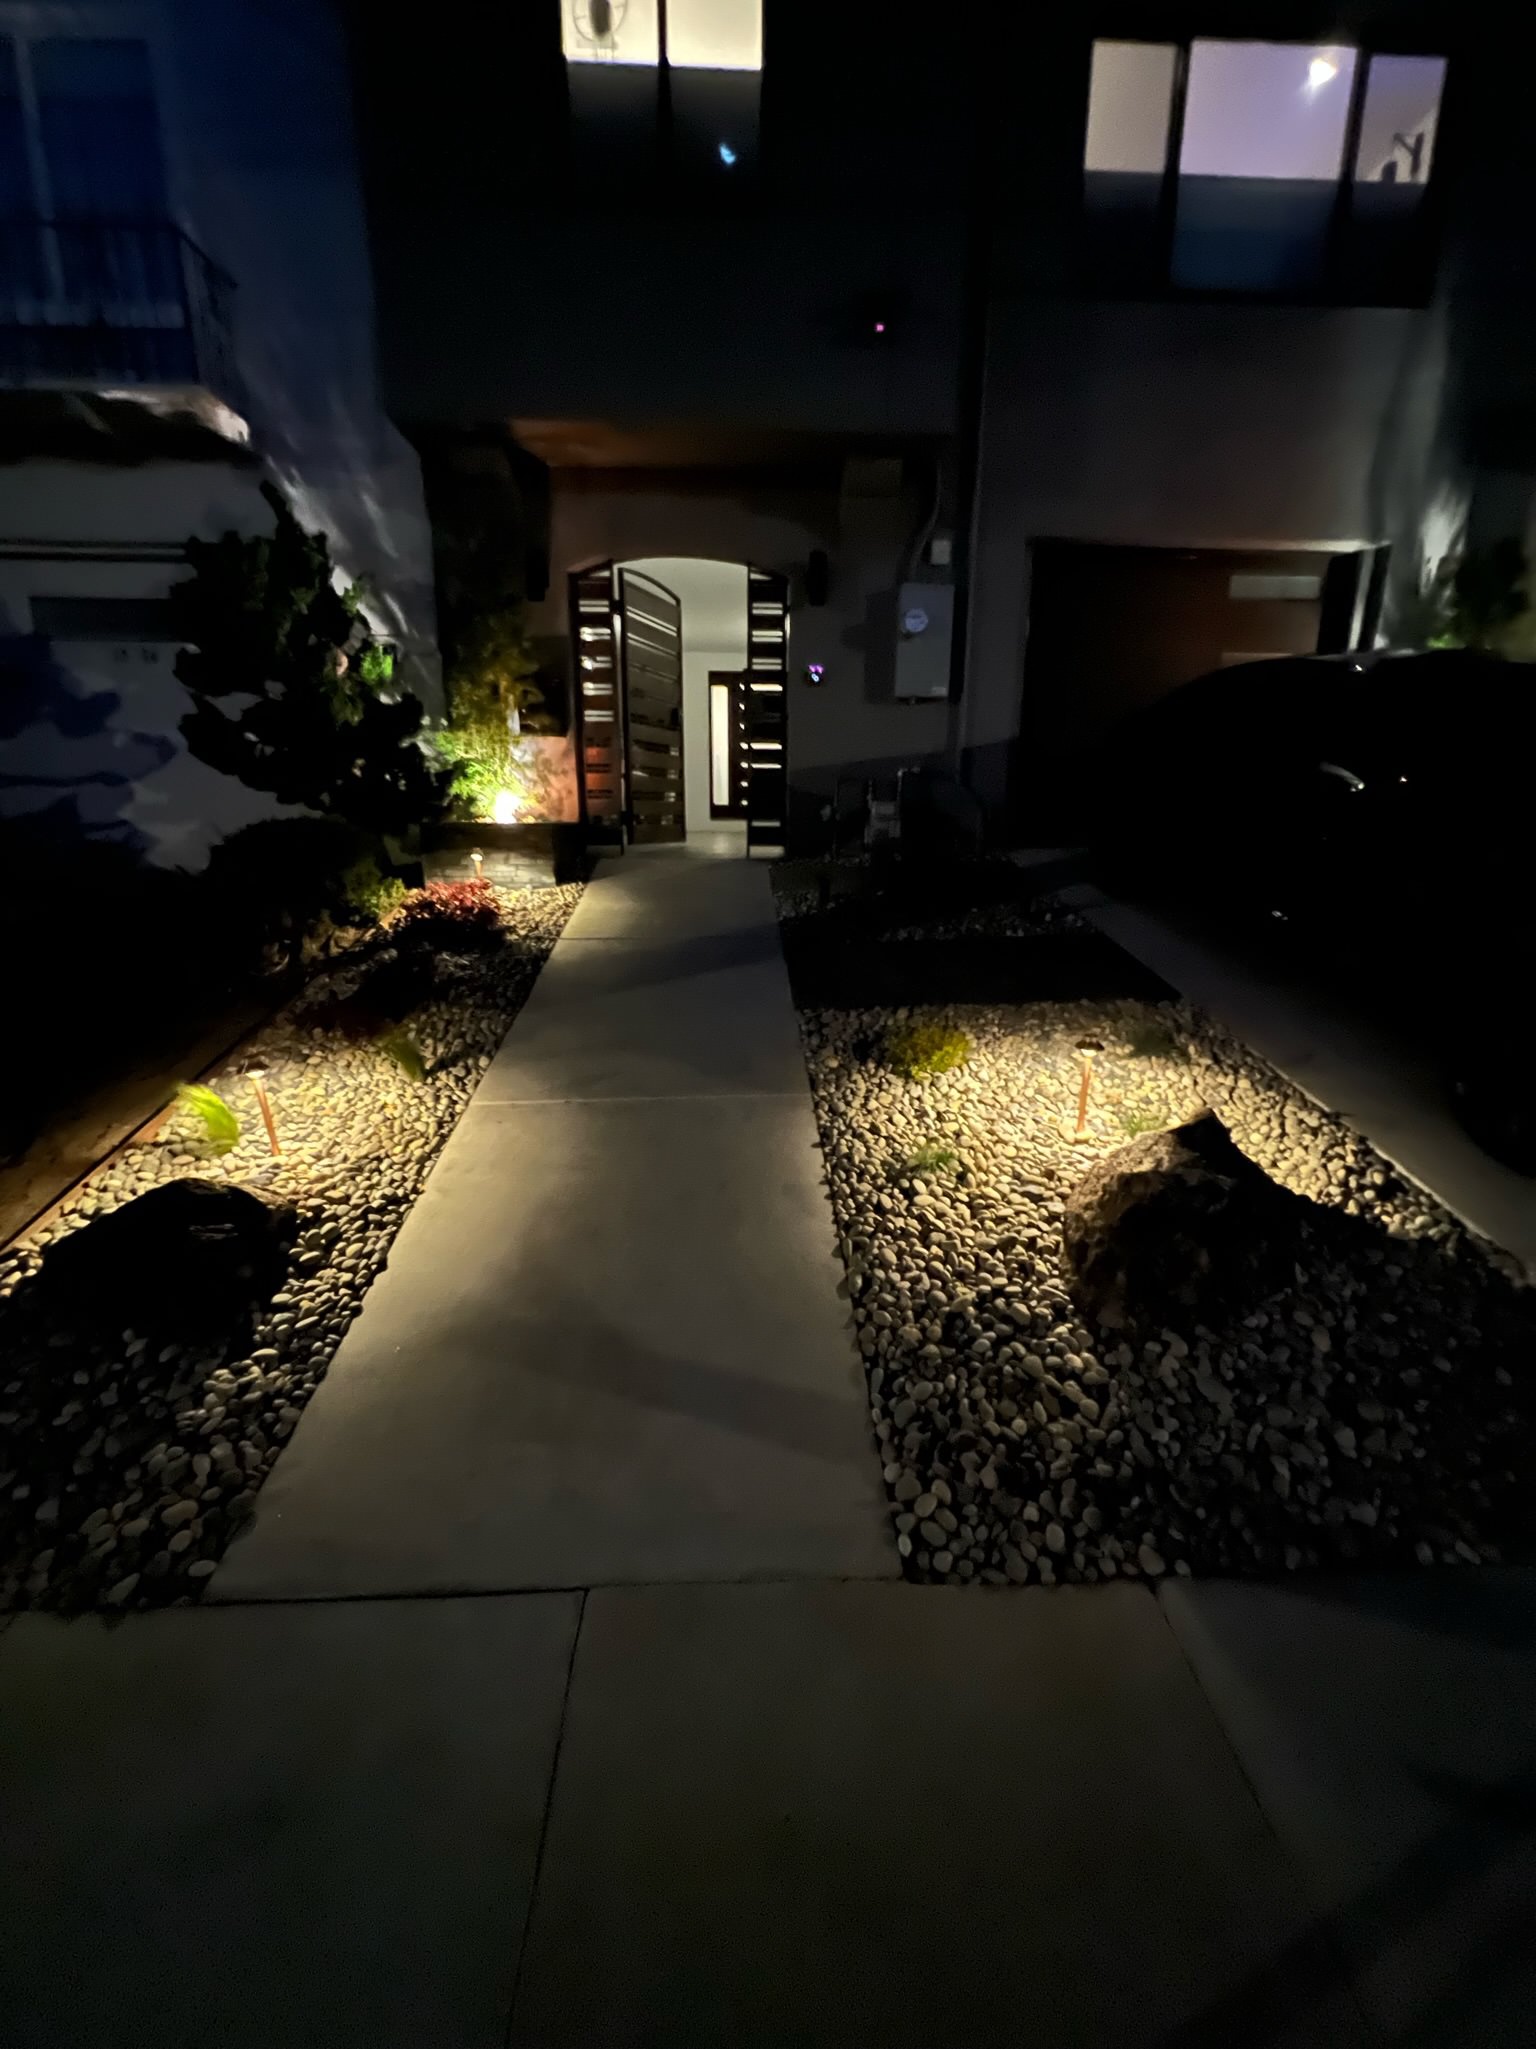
(215, 842), (894, 1597)
(6, 847), (1532, 2047)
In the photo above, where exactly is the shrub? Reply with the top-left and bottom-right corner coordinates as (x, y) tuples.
(171, 482), (451, 837)
(884, 1020), (972, 1078)
(339, 853), (408, 928)
(392, 878), (503, 951)
(202, 816), (368, 971)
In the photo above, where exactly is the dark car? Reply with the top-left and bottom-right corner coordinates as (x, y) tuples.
(1091, 648), (1536, 1172)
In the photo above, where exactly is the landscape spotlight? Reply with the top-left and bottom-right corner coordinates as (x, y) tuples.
(1070, 1037), (1105, 1141)
(246, 1058), (282, 1157)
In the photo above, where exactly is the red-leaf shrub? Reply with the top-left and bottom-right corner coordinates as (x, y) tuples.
(391, 879), (503, 951)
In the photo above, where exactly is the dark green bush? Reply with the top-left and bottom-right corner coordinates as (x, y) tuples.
(202, 816), (367, 969)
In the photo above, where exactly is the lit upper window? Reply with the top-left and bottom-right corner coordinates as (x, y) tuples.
(1084, 41), (1176, 174)
(1179, 40), (1359, 182)
(667, 0), (762, 71)
(1081, 36), (1449, 301)
(560, 0), (760, 71)
(1354, 53), (1445, 186)
(562, 0), (659, 67)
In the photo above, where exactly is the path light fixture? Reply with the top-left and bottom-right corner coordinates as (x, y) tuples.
(469, 847), (485, 880)
(1067, 1037), (1105, 1142)
(245, 1058), (282, 1157)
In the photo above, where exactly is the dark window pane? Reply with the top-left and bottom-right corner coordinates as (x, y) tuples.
(0, 37), (37, 211)
(33, 41), (176, 303)
(34, 38), (167, 217)
(1342, 54), (1447, 302)
(1174, 39), (1356, 291)
(0, 38), (47, 300)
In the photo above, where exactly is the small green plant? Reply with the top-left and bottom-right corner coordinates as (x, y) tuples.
(1122, 1016), (1190, 1063)
(885, 1020), (972, 1078)
(339, 854), (408, 927)
(357, 644), (396, 686)
(1115, 1106), (1170, 1139)
(376, 1026), (427, 1081)
(898, 1141), (960, 1178)
(1423, 538), (1532, 652)
(175, 1082), (241, 1155)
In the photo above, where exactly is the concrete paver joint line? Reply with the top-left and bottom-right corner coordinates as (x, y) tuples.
(506, 1588), (588, 2047)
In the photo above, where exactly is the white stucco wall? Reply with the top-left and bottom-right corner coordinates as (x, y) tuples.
(0, 0), (441, 865)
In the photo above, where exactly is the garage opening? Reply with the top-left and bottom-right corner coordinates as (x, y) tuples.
(1018, 540), (1382, 828)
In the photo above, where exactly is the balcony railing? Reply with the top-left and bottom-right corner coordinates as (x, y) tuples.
(0, 217), (241, 416)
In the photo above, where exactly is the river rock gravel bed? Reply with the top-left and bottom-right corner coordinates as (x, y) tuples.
(803, 999), (1536, 1586)
(0, 882), (581, 1614)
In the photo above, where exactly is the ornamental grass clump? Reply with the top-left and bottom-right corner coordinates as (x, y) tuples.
(884, 1020), (972, 1079)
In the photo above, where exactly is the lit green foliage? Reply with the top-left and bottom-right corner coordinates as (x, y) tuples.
(1115, 1106), (1170, 1139)
(884, 1020), (972, 1078)
(357, 644), (395, 687)
(339, 854), (408, 927)
(899, 1141), (960, 1177)
(429, 468), (547, 822)
(1420, 539), (1532, 653)
(170, 482), (450, 837)
(175, 1082), (241, 1155)
(1122, 1016), (1190, 1063)
(437, 648), (544, 823)
(376, 1026), (427, 1082)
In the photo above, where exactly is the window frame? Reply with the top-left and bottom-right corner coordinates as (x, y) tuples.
(1081, 34), (1451, 307)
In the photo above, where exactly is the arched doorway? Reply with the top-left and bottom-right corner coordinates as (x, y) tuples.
(569, 557), (788, 853)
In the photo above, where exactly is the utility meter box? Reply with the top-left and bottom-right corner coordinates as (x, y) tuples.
(892, 581), (955, 701)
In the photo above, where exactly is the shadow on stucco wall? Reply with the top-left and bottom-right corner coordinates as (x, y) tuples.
(0, 632), (173, 858)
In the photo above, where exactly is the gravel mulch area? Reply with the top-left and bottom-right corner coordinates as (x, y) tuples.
(0, 883), (581, 1613)
(803, 998), (1536, 1586)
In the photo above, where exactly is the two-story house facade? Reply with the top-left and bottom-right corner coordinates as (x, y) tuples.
(354, 1), (1522, 852)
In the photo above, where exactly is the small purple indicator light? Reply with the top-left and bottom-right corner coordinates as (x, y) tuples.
(805, 662), (826, 686)
(873, 320), (886, 334)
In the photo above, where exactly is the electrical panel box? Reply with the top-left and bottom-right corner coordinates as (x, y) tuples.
(893, 581), (955, 701)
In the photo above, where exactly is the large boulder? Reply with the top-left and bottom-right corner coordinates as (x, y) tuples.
(1062, 1113), (1313, 1330)
(39, 1178), (298, 1337)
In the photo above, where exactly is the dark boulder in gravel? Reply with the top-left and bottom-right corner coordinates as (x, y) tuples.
(1062, 1111), (1314, 1330)
(38, 1179), (298, 1338)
